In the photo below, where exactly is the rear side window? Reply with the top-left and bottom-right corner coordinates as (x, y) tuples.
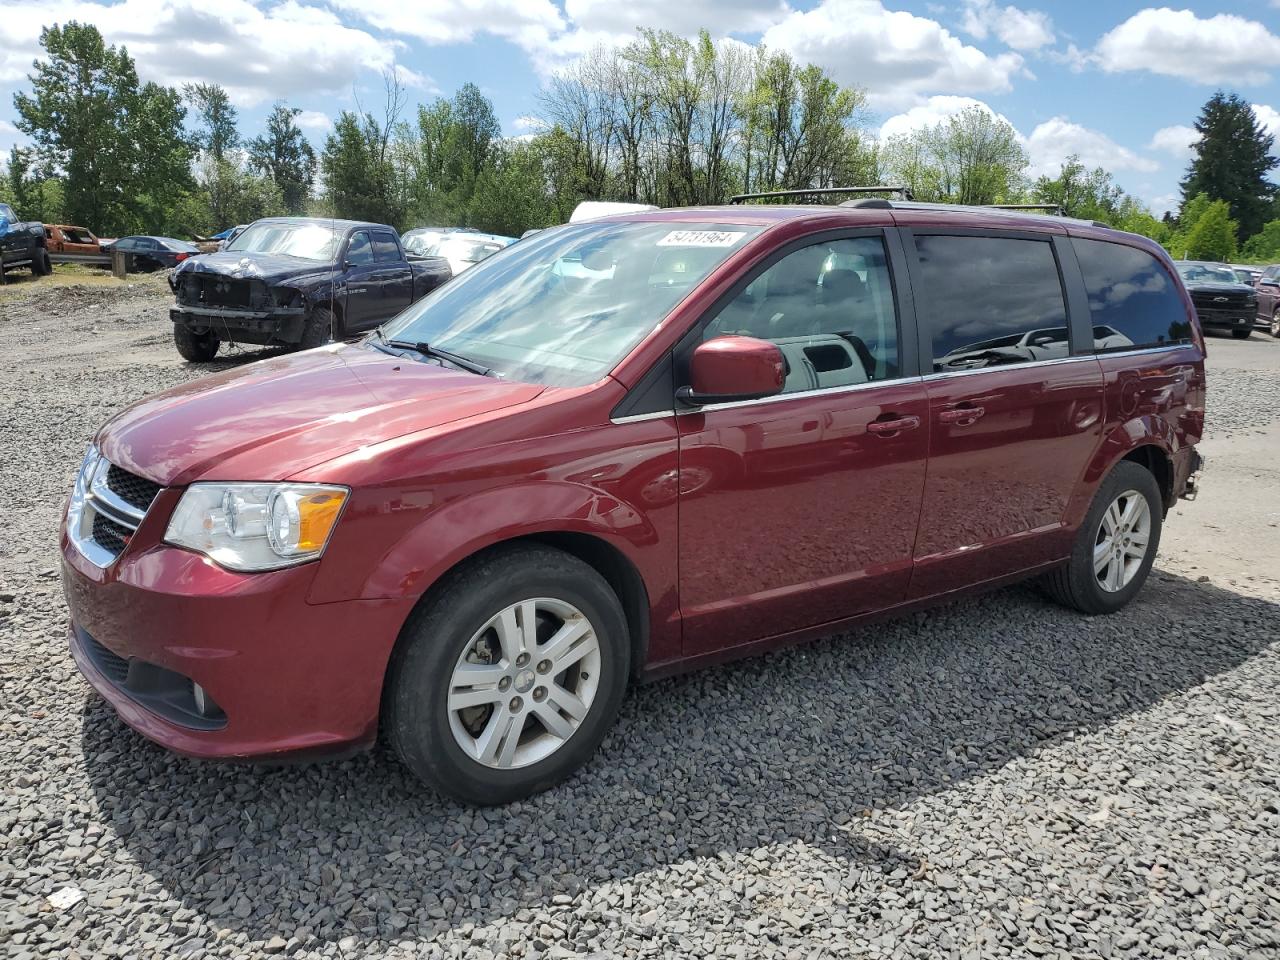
(1072, 239), (1192, 351)
(372, 232), (400, 262)
(913, 235), (1068, 372)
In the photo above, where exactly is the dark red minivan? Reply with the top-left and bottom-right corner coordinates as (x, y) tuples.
(61, 201), (1206, 804)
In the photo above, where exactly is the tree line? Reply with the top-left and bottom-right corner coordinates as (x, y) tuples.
(4, 22), (1278, 263)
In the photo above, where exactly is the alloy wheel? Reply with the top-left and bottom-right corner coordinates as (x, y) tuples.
(1271, 309), (1280, 338)
(1093, 489), (1152, 593)
(447, 597), (601, 769)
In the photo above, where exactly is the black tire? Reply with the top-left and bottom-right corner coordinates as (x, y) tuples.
(173, 325), (219, 362)
(385, 544), (630, 805)
(298, 306), (334, 350)
(1270, 309), (1280, 339)
(1231, 328), (1251, 340)
(1042, 460), (1163, 615)
(32, 249), (52, 276)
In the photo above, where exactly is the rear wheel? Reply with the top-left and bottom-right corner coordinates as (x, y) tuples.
(298, 306), (334, 350)
(173, 325), (219, 362)
(1231, 328), (1251, 340)
(1042, 460), (1162, 615)
(385, 544), (630, 805)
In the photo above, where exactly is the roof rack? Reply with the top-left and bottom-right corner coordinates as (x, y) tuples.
(841, 198), (1105, 228)
(983, 203), (1065, 216)
(728, 185), (914, 204)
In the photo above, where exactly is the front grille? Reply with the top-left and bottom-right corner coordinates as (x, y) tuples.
(91, 512), (133, 554)
(176, 273), (261, 309)
(1191, 291), (1254, 312)
(83, 633), (129, 685)
(106, 464), (160, 512)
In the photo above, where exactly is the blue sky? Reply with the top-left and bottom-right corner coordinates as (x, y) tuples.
(3, 1), (1279, 215)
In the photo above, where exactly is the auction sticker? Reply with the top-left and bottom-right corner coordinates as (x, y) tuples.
(657, 230), (745, 247)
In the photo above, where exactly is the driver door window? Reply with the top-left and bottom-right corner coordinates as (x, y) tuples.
(346, 232), (373, 265)
(704, 237), (900, 392)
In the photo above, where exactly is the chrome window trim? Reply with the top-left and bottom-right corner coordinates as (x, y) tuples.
(610, 410), (674, 425)
(675, 375), (925, 415)
(923, 354), (1094, 381)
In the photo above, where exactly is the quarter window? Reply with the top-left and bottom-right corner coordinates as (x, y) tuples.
(913, 235), (1069, 372)
(1073, 239), (1194, 351)
(702, 236), (900, 393)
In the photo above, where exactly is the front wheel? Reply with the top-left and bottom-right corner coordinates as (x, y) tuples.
(298, 306), (334, 350)
(385, 544), (630, 805)
(1270, 309), (1279, 339)
(173, 325), (219, 362)
(32, 249), (52, 276)
(1042, 460), (1163, 615)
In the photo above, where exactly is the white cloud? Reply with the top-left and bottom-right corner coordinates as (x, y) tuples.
(1094, 7), (1280, 85)
(1147, 124), (1198, 158)
(761, 0), (1025, 110)
(330, 0), (566, 55)
(0, 0), (403, 105)
(564, 0), (787, 38)
(511, 115), (546, 133)
(1254, 104), (1280, 140)
(878, 95), (1014, 140)
(294, 110), (333, 132)
(960, 0), (1054, 51)
(1025, 117), (1158, 178)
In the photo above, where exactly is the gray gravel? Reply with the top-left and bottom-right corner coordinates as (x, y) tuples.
(2, 282), (1279, 959)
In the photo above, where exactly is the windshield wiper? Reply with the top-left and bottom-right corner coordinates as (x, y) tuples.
(372, 330), (493, 377)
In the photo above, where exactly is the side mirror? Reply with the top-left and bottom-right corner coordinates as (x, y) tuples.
(677, 335), (785, 407)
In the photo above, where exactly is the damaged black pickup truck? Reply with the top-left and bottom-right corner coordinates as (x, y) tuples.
(168, 217), (452, 361)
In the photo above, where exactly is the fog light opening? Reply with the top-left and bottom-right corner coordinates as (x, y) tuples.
(191, 682), (224, 720)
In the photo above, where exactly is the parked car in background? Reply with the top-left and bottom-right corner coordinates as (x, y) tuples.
(1229, 264), (1261, 286)
(423, 231), (516, 275)
(1253, 263), (1280, 338)
(45, 224), (114, 261)
(168, 217), (452, 361)
(216, 225), (247, 252)
(401, 226), (478, 257)
(0, 201), (52, 278)
(112, 236), (201, 272)
(63, 200), (1205, 805)
(1173, 260), (1257, 339)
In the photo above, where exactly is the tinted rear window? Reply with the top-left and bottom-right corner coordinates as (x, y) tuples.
(1073, 239), (1192, 351)
(913, 234), (1069, 371)
(372, 232), (400, 262)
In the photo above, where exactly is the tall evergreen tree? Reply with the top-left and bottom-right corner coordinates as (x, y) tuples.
(184, 82), (239, 161)
(248, 103), (317, 214)
(1180, 91), (1277, 241)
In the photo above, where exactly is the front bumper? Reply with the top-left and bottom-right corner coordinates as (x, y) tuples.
(171, 306), (306, 346)
(62, 529), (409, 761)
(1194, 308), (1254, 331)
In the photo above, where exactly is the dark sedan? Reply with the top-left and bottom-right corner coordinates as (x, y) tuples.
(112, 236), (201, 272)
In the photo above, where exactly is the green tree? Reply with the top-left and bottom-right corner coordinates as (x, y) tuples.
(4, 146), (63, 223)
(1176, 196), (1238, 261)
(1180, 91), (1277, 241)
(880, 105), (1026, 205)
(321, 110), (396, 224)
(185, 155), (284, 233)
(183, 82), (238, 161)
(1241, 220), (1280, 261)
(13, 22), (192, 235)
(248, 103), (316, 214)
(1032, 156), (1125, 221)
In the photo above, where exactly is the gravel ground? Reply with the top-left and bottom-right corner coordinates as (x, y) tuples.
(2, 279), (1279, 959)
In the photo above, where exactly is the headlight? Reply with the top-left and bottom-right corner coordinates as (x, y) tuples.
(165, 483), (349, 572)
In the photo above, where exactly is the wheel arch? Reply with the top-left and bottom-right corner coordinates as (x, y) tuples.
(376, 531), (653, 738)
(1069, 416), (1179, 526)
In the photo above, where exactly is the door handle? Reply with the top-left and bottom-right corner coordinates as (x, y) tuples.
(867, 415), (921, 435)
(939, 405), (985, 425)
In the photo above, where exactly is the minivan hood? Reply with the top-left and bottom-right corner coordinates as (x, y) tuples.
(97, 345), (544, 486)
(174, 251), (332, 284)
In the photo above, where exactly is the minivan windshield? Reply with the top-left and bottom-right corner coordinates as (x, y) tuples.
(380, 220), (761, 386)
(227, 222), (339, 261)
